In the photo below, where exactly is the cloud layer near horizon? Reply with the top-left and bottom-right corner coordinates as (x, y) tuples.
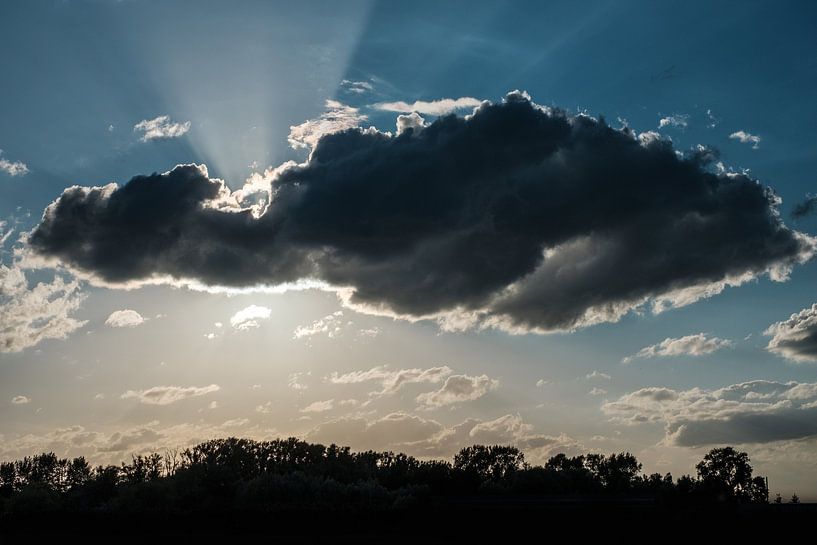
(27, 91), (815, 333)
(603, 380), (817, 446)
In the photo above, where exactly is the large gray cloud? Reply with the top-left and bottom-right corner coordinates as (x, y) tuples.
(603, 380), (817, 446)
(28, 92), (815, 332)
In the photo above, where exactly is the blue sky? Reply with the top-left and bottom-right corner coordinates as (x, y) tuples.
(2, 0), (817, 498)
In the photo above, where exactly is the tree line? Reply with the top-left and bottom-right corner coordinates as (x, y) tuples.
(0, 438), (778, 515)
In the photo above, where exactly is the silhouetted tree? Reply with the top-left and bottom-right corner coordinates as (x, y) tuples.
(695, 447), (767, 503)
(545, 453), (585, 473)
(453, 445), (525, 482)
(588, 452), (642, 492)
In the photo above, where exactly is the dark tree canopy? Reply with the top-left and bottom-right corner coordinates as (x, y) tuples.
(0, 439), (771, 517)
(695, 446), (768, 503)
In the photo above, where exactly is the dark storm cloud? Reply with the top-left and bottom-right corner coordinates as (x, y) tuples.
(792, 194), (817, 219)
(29, 92), (815, 332)
(669, 408), (817, 446)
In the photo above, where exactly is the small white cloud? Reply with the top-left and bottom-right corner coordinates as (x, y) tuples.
(301, 399), (334, 413)
(288, 100), (367, 150)
(658, 114), (688, 129)
(536, 379), (549, 387)
(623, 333), (733, 363)
(133, 115), (191, 142)
(396, 112), (427, 136)
(416, 374), (498, 409)
(374, 97), (482, 116)
(730, 130), (761, 149)
(230, 305), (271, 330)
(293, 311), (347, 339)
(357, 326), (382, 339)
(589, 387), (607, 396)
(121, 384), (220, 405)
(204, 332), (216, 340)
(637, 130), (669, 147)
(104, 309), (145, 328)
(0, 150), (28, 177)
(586, 371), (611, 381)
(11, 395), (30, 405)
(208, 401), (219, 409)
(765, 303), (817, 362)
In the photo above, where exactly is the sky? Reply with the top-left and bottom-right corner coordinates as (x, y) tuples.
(2, 0), (817, 499)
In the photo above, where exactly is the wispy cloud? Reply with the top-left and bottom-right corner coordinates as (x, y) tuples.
(121, 384), (220, 405)
(255, 401), (274, 414)
(11, 395), (30, 405)
(0, 263), (86, 353)
(792, 194), (817, 219)
(328, 365), (452, 399)
(288, 371), (310, 391)
(0, 221), (15, 247)
(706, 109), (719, 129)
(301, 399), (334, 413)
(340, 79), (373, 94)
(373, 97), (482, 116)
(133, 115), (191, 142)
(623, 333), (733, 363)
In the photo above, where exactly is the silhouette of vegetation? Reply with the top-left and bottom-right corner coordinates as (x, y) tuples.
(0, 438), (774, 518)
(695, 447), (769, 503)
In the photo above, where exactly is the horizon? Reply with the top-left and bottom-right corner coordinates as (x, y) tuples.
(2, 0), (817, 503)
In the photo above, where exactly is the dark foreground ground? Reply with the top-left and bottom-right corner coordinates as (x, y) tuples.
(2, 500), (815, 543)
